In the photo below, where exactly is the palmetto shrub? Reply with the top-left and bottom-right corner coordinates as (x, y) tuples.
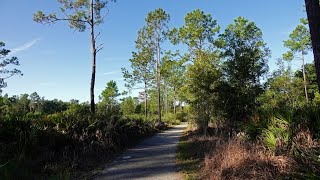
(0, 109), (158, 179)
(262, 116), (290, 154)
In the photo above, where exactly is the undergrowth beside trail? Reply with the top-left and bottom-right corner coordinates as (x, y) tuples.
(0, 115), (163, 179)
(177, 126), (320, 180)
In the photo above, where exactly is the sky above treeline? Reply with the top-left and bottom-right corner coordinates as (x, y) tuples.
(0, 0), (310, 102)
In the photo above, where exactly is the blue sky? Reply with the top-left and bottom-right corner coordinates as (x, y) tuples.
(0, 0), (310, 102)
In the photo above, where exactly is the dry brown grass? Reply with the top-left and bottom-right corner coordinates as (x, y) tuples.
(293, 124), (317, 149)
(177, 130), (225, 179)
(201, 138), (295, 180)
(178, 125), (320, 180)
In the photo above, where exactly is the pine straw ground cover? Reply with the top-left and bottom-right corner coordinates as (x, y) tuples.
(177, 127), (320, 180)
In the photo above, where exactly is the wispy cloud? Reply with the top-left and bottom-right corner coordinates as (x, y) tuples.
(103, 71), (119, 75)
(11, 38), (40, 55)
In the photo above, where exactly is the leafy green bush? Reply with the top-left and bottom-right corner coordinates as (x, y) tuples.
(26, 112), (43, 120)
(298, 105), (320, 138)
(313, 92), (320, 105)
(163, 113), (180, 126)
(176, 112), (188, 122)
(123, 114), (145, 121)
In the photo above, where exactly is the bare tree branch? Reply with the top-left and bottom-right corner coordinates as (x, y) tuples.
(95, 32), (101, 41)
(96, 43), (104, 53)
(43, 17), (89, 25)
(97, 47), (103, 53)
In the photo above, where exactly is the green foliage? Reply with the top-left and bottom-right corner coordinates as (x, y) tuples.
(145, 8), (170, 44)
(176, 112), (188, 122)
(172, 9), (220, 132)
(217, 17), (270, 123)
(0, 93), (158, 178)
(298, 105), (320, 138)
(99, 80), (121, 116)
(313, 92), (320, 105)
(0, 41), (22, 90)
(262, 116), (290, 153)
(0, 90), (163, 178)
(146, 8), (170, 122)
(120, 96), (136, 116)
(162, 113), (180, 126)
(296, 62), (318, 100)
(100, 80), (120, 104)
(161, 51), (187, 114)
(170, 9), (220, 58)
(220, 17), (270, 83)
(245, 104), (320, 155)
(283, 19), (311, 102)
(122, 27), (154, 90)
(188, 54), (221, 131)
(258, 68), (306, 109)
(263, 130), (277, 151)
(122, 26), (155, 120)
(283, 19), (311, 55)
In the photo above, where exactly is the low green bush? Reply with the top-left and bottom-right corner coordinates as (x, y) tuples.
(176, 112), (188, 122)
(0, 110), (158, 179)
(262, 116), (290, 153)
(163, 113), (180, 126)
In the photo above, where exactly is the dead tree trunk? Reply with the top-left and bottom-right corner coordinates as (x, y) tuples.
(90, 0), (96, 114)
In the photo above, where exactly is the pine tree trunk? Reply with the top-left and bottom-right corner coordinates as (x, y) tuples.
(166, 87), (169, 114)
(144, 82), (148, 121)
(164, 80), (168, 114)
(156, 39), (161, 122)
(302, 51), (309, 102)
(90, 0), (96, 114)
(305, 0), (320, 92)
(173, 86), (176, 114)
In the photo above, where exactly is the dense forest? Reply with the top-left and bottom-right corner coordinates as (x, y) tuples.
(1, 0), (320, 179)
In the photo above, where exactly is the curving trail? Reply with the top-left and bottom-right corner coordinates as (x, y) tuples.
(94, 123), (187, 180)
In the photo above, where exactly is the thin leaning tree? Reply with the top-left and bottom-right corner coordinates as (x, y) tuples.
(33, 0), (115, 114)
(283, 19), (311, 103)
